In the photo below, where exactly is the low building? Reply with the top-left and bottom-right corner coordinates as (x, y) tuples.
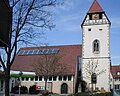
(111, 65), (120, 90)
(11, 45), (82, 94)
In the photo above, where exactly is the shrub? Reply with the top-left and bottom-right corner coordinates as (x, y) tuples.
(93, 92), (112, 96)
(29, 85), (39, 94)
(11, 86), (28, 94)
(68, 92), (112, 96)
(21, 86), (28, 94)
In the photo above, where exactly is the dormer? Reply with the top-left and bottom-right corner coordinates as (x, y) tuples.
(81, 0), (111, 27)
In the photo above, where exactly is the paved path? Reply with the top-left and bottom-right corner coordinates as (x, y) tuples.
(113, 90), (120, 96)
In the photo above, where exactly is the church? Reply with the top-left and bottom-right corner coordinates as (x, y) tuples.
(6, 0), (113, 94)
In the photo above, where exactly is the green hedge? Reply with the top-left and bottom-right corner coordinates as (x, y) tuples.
(10, 74), (35, 78)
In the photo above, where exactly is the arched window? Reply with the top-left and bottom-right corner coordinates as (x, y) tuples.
(93, 40), (100, 53)
(61, 83), (68, 94)
(91, 73), (97, 84)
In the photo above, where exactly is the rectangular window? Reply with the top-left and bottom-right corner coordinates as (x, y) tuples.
(58, 76), (62, 81)
(116, 85), (118, 90)
(21, 77), (24, 81)
(33, 50), (39, 54)
(63, 76), (67, 81)
(115, 78), (118, 81)
(53, 76), (57, 81)
(44, 77), (48, 81)
(38, 50), (44, 54)
(28, 50), (33, 54)
(89, 14), (92, 20)
(30, 78), (34, 81)
(35, 76), (38, 81)
(99, 29), (102, 31)
(23, 50), (29, 55)
(39, 76), (42, 81)
(18, 50), (24, 55)
(49, 76), (52, 81)
(68, 76), (72, 81)
(115, 85), (117, 90)
(26, 77), (29, 81)
(115, 85), (120, 90)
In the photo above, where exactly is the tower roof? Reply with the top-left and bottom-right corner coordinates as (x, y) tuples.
(88, 0), (104, 13)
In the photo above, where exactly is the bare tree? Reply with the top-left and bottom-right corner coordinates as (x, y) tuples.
(84, 59), (106, 91)
(32, 52), (66, 93)
(0, 0), (61, 96)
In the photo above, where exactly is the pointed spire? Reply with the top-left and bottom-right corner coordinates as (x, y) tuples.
(88, 0), (104, 13)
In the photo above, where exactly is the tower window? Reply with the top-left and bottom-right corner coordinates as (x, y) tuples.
(99, 29), (102, 31)
(88, 28), (91, 31)
(99, 14), (102, 19)
(93, 40), (100, 53)
(89, 14), (92, 20)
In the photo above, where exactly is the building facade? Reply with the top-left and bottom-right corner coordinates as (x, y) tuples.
(11, 45), (82, 94)
(111, 66), (120, 90)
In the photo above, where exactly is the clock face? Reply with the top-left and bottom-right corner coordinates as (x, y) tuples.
(92, 14), (99, 20)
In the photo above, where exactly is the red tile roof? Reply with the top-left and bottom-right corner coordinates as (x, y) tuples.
(88, 0), (104, 13)
(111, 65), (120, 78)
(11, 44), (82, 75)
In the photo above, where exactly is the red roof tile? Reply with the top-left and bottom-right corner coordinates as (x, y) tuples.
(11, 45), (82, 75)
(88, 0), (104, 13)
(111, 65), (120, 78)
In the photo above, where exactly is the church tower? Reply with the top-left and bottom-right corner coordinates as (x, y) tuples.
(81, 0), (111, 91)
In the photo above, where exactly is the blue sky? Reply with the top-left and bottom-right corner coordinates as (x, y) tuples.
(41, 0), (120, 65)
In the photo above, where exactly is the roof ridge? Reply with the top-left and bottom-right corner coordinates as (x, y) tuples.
(112, 65), (120, 67)
(19, 44), (82, 50)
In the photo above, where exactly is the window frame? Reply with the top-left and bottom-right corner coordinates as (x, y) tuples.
(93, 39), (100, 54)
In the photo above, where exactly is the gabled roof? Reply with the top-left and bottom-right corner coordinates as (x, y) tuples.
(81, 0), (111, 27)
(11, 45), (82, 75)
(111, 65), (120, 78)
(88, 0), (104, 13)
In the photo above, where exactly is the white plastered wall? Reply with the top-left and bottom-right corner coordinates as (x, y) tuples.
(82, 23), (111, 92)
